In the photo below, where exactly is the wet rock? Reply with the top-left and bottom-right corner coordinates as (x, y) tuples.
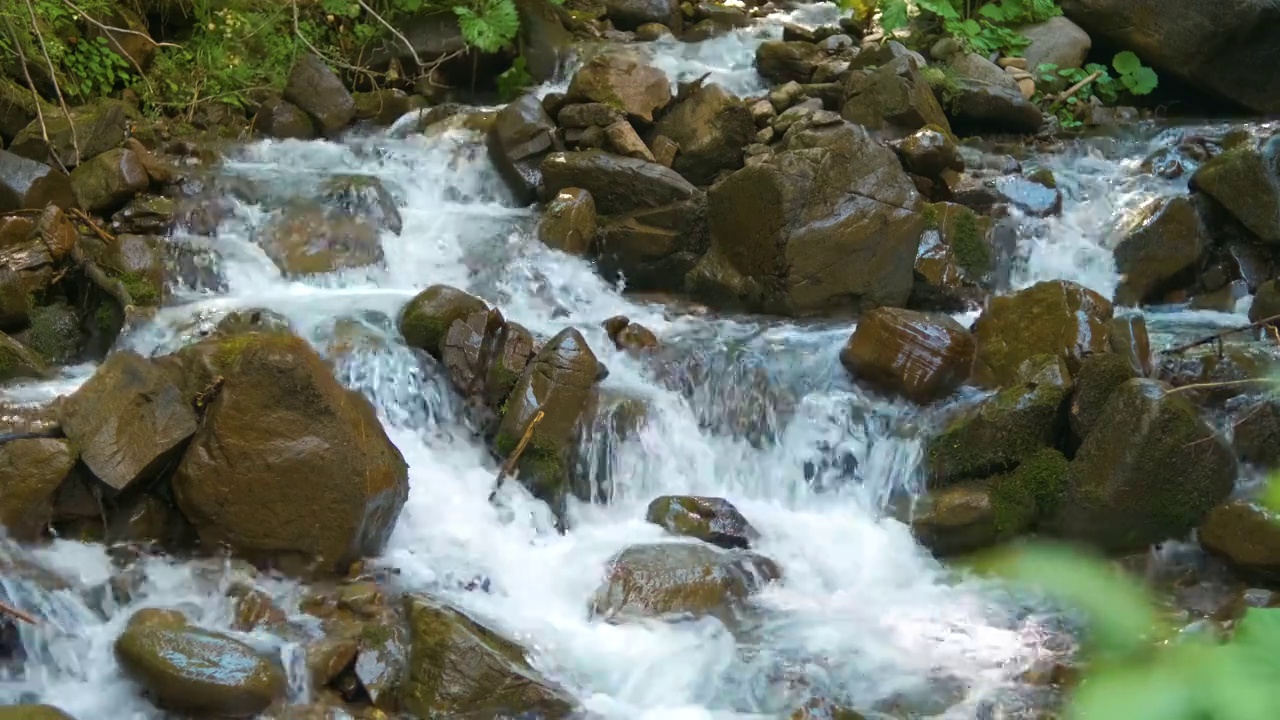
(1048, 378), (1236, 551)
(651, 83), (755, 185)
(257, 201), (384, 276)
(10, 100), (128, 168)
(590, 542), (780, 624)
(1192, 134), (1280, 243)
(1019, 16), (1091, 71)
(1068, 352), (1138, 443)
(253, 98), (317, 140)
(646, 495), (758, 549)
(111, 195), (175, 236)
(69, 147), (150, 213)
(108, 493), (193, 548)
(605, 120), (656, 161)
(756, 41), (825, 84)
(171, 332), (409, 573)
(895, 127), (963, 179)
(488, 92), (559, 204)
(841, 308), (974, 403)
(942, 54), (1044, 133)
(1157, 345), (1272, 405)
(319, 174), (402, 235)
(952, 174), (1062, 217)
(566, 52), (672, 123)
(1107, 312), (1152, 377)
(1232, 399), (1280, 467)
(353, 89), (419, 127)
(115, 618), (285, 717)
(605, 0), (681, 32)
(399, 284), (488, 358)
(688, 123), (924, 316)
(928, 355), (1071, 486)
(636, 22), (673, 40)
(557, 102), (624, 128)
(0, 438), (75, 541)
(494, 328), (600, 520)
(0, 78), (52, 143)
(541, 151), (706, 292)
(1059, 0), (1280, 114)
(1250, 279), (1280, 323)
(402, 594), (575, 717)
(515, 0), (575, 82)
(971, 279), (1113, 387)
(1113, 196), (1211, 306)
(0, 706), (77, 720)
(1200, 500), (1280, 582)
(841, 56), (952, 138)
(58, 351), (195, 492)
(440, 308), (536, 413)
(910, 203), (995, 310)
(284, 53), (356, 136)
(538, 187), (597, 255)
(603, 315), (659, 352)
(0, 151), (76, 212)
(789, 699), (867, 720)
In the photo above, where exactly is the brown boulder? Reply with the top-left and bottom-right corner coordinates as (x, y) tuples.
(651, 82), (755, 185)
(841, 56), (952, 138)
(283, 54), (356, 136)
(756, 41), (825, 84)
(488, 92), (559, 204)
(398, 284), (488, 357)
(257, 201), (384, 276)
(0, 438), (76, 541)
(69, 148), (150, 213)
(971, 280), (1113, 386)
(1113, 196), (1211, 306)
(0, 151), (75, 212)
(9, 100), (128, 168)
(566, 52), (672, 123)
(253, 99), (317, 140)
(841, 308), (974, 403)
(538, 188), (597, 255)
(646, 495), (758, 549)
(1200, 500), (1280, 581)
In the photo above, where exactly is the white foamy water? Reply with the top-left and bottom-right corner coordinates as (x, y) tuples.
(0, 18), (1264, 720)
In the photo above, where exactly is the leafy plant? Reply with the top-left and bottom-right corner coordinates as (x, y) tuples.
(1034, 51), (1158, 129)
(496, 55), (532, 100)
(878, 0), (1061, 56)
(453, 0), (521, 53)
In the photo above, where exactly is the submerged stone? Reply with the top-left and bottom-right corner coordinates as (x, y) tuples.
(646, 495), (759, 549)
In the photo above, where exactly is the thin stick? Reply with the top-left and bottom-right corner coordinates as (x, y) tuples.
(61, 0), (155, 94)
(1167, 378), (1275, 395)
(1162, 314), (1280, 356)
(69, 241), (134, 309)
(23, 0), (81, 166)
(0, 599), (37, 625)
(1050, 70), (1101, 112)
(355, 0), (422, 69)
(1, 16), (59, 172)
(61, 0), (180, 47)
(69, 208), (115, 244)
(489, 410), (546, 501)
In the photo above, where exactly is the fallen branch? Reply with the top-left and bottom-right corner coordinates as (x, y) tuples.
(488, 410), (545, 502)
(1161, 313), (1280, 356)
(355, 0), (422, 70)
(1050, 70), (1101, 112)
(69, 208), (116, 245)
(69, 241), (134, 310)
(0, 599), (37, 625)
(22, 0), (81, 166)
(1, 15), (61, 172)
(1167, 378), (1275, 395)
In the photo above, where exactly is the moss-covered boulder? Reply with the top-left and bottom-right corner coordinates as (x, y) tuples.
(401, 594), (575, 718)
(1047, 378), (1236, 552)
(911, 203), (995, 310)
(171, 331), (409, 573)
(284, 53), (356, 137)
(841, 56), (952, 138)
(1107, 312), (1152, 376)
(646, 495), (758, 549)
(398, 284), (488, 358)
(494, 327), (600, 520)
(1200, 501), (1280, 582)
(928, 355), (1071, 486)
(650, 82), (755, 186)
(57, 351), (196, 492)
(566, 52), (672, 123)
(69, 148), (150, 214)
(1068, 353), (1139, 444)
(538, 187), (597, 255)
(1190, 134), (1280, 242)
(0, 438), (75, 541)
(18, 303), (81, 365)
(841, 307), (974, 404)
(590, 542), (780, 624)
(1231, 399), (1280, 468)
(756, 40), (825, 84)
(0, 331), (47, 383)
(115, 614), (284, 717)
(253, 98), (317, 140)
(10, 100), (129, 168)
(1113, 196), (1211, 306)
(0, 706), (77, 720)
(972, 279), (1112, 386)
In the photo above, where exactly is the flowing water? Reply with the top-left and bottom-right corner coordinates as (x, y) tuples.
(0, 10), (1274, 719)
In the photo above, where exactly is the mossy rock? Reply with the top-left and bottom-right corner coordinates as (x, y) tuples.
(114, 624), (285, 717)
(401, 594), (575, 718)
(646, 495), (759, 549)
(0, 331), (47, 382)
(0, 706), (78, 720)
(972, 280), (1112, 386)
(19, 303), (82, 364)
(927, 355), (1071, 486)
(0, 438), (75, 542)
(1068, 353), (1139, 444)
(911, 480), (1022, 557)
(1200, 501), (1280, 582)
(398, 284), (487, 358)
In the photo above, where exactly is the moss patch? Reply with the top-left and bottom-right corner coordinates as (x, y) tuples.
(922, 203), (939, 230)
(116, 272), (161, 306)
(949, 206), (991, 277)
(922, 66), (962, 110)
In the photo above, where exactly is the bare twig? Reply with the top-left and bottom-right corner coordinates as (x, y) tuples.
(0, 599), (38, 625)
(1051, 70), (1102, 112)
(60, 0), (155, 94)
(1167, 379), (1275, 395)
(61, 0), (180, 47)
(1162, 314), (1280, 356)
(68, 239), (134, 310)
(22, 0), (81, 166)
(355, 0), (422, 69)
(69, 208), (115, 244)
(1, 16), (60, 172)
(488, 410), (546, 502)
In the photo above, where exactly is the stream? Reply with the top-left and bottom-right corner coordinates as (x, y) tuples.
(0, 6), (1273, 719)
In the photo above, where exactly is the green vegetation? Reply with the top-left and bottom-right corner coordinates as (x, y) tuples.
(878, 0), (1061, 56)
(1035, 51), (1158, 128)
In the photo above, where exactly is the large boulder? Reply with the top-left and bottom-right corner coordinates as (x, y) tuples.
(1059, 0), (1280, 114)
(69, 147), (149, 214)
(538, 188), (597, 255)
(840, 308), (974, 404)
(1190, 133), (1280, 243)
(283, 54), (356, 136)
(494, 328), (600, 519)
(256, 201), (384, 276)
(115, 612), (284, 717)
(0, 707), (76, 720)
(401, 595), (575, 717)
(1047, 378), (1236, 551)
(514, 0), (575, 81)
(253, 98), (317, 140)
(170, 332), (410, 572)
(0, 438), (75, 541)
(318, 174), (402, 235)
(9, 100), (128, 168)
(1018, 16), (1092, 71)
(0, 332), (47, 382)
(1113, 195), (1211, 306)
(0, 78), (52, 143)
(604, 0), (681, 32)
(439, 308), (536, 415)
(756, 41), (825, 85)
(971, 279), (1113, 387)
(841, 56), (952, 138)
(688, 123), (925, 315)
(0, 151), (76, 212)
(590, 542), (780, 625)
(488, 92), (559, 205)
(541, 151), (706, 291)
(1067, 352), (1139, 443)
(928, 355), (1071, 486)
(941, 54), (1044, 133)
(1199, 501), (1280, 581)
(646, 495), (758, 549)
(58, 351), (197, 492)
(911, 202), (995, 310)
(566, 52), (672, 123)
(399, 284), (488, 357)
(651, 83), (755, 186)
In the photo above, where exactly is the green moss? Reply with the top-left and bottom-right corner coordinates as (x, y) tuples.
(922, 203), (939, 230)
(361, 622), (393, 646)
(949, 207), (991, 277)
(921, 66), (962, 110)
(24, 305), (81, 363)
(1026, 167), (1057, 189)
(116, 272), (160, 306)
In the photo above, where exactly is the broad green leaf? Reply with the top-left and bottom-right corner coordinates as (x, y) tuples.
(981, 543), (1162, 657)
(1113, 50), (1143, 75)
(961, 18), (981, 35)
(1263, 473), (1280, 514)
(978, 4), (1006, 21)
(918, 0), (961, 20)
(879, 0), (910, 31)
(1066, 658), (1200, 720)
(1203, 644), (1280, 720)
(1125, 66), (1159, 95)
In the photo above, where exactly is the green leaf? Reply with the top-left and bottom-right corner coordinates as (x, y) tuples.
(981, 543), (1163, 658)
(1113, 50), (1143, 75)
(879, 0), (910, 31)
(917, 0), (961, 20)
(1122, 66), (1159, 95)
(977, 3), (1006, 21)
(1065, 656), (1202, 720)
